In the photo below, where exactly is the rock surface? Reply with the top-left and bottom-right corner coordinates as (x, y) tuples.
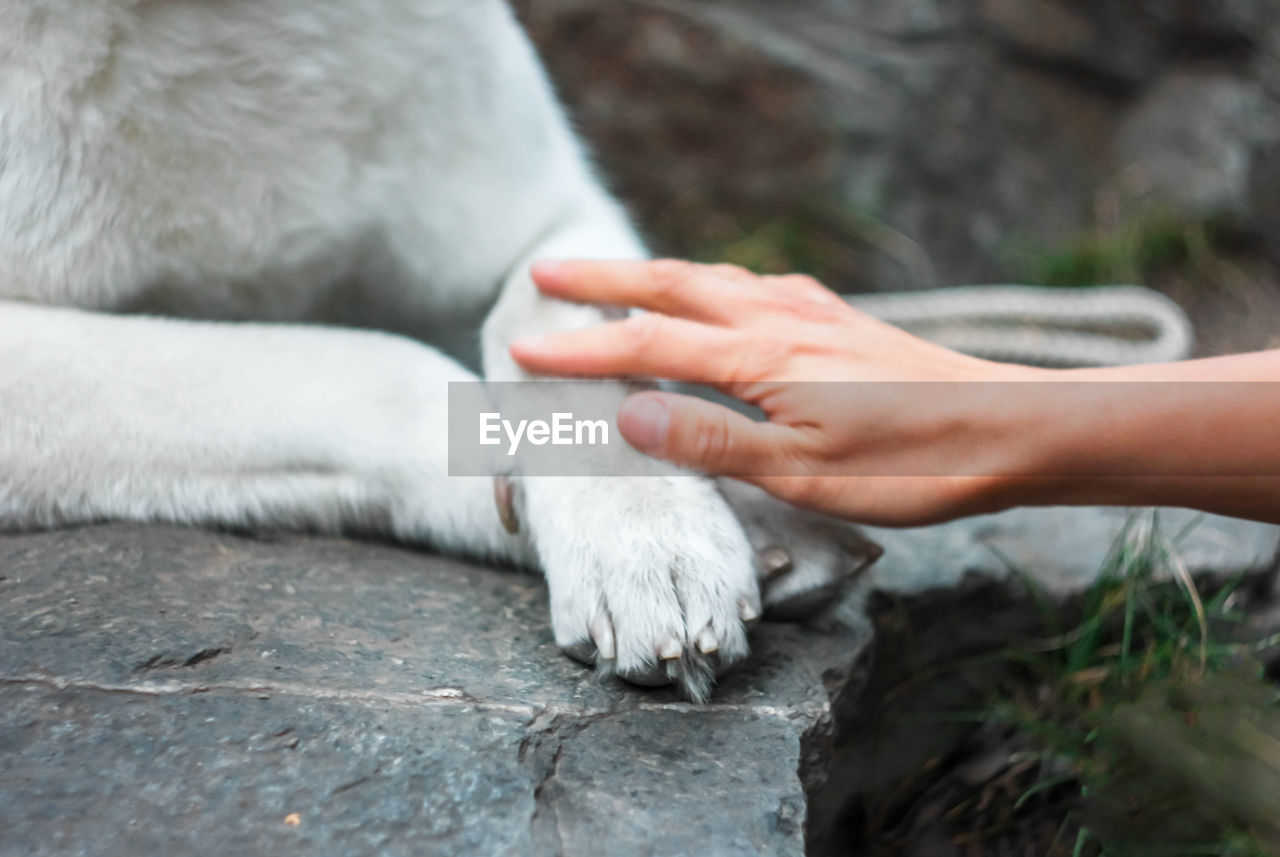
(513, 0), (1280, 290)
(864, 506), (1280, 595)
(2, 511), (1275, 855)
(0, 524), (862, 857)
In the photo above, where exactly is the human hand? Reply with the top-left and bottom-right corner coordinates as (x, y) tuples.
(510, 259), (1040, 526)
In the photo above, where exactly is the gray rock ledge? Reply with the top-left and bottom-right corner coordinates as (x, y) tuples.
(0, 524), (864, 857)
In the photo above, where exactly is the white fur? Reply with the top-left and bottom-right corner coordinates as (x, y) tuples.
(0, 0), (862, 700)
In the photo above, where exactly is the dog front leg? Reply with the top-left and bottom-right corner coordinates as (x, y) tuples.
(0, 301), (530, 566)
(479, 197), (759, 702)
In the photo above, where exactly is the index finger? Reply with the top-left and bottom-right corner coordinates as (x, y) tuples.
(531, 258), (747, 324)
(510, 313), (747, 385)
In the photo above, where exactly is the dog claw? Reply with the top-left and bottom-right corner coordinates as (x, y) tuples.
(760, 546), (792, 579)
(846, 536), (884, 576)
(493, 475), (519, 534)
(657, 636), (683, 661)
(739, 598), (761, 623)
(696, 626), (719, 655)
(589, 613), (616, 661)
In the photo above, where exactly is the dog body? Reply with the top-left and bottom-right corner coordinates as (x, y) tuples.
(0, 0), (866, 699)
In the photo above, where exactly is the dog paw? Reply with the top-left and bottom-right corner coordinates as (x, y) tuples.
(518, 474), (758, 702)
(719, 479), (882, 621)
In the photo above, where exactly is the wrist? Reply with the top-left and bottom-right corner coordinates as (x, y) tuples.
(968, 363), (1188, 511)
(952, 361), (1097, 513)
(921, 351), (1280, 523)
(922, 359), (1057, 517)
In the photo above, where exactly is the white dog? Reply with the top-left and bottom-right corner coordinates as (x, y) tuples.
(0, 0), (877, 701)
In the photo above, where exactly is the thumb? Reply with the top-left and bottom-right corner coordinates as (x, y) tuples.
(618, 391), (779, 476)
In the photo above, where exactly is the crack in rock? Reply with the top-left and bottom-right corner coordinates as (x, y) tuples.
(134, 646), (229, 672)
(331, 764), (382, 797)
(519, 713), (607, 857)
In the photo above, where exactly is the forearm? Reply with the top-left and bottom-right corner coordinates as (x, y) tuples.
(986, 351), (1280, 523)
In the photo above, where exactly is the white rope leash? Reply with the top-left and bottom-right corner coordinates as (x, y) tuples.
(849, 285), (1195, 367)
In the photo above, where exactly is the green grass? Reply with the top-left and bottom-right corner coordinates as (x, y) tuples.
(1017, 208), (1234, 289)
(989, 512), (1280, 856)
(660, 193), (1247, 297)
(647, 199), (935, 292)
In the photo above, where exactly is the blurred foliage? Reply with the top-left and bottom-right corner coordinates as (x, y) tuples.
(989, 513), (1280, 856)
(652, 185), (1260, 301)
(652, 191), (1258, 302)
(810, 513), (1280, 856)
(1016, 206), (1245, 290)
(645, 195), (933, 292)
(1088, 672), (1280, 856)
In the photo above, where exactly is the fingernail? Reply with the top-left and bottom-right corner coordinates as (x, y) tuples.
(530, 259), (564, 282)
(619, 395), (669, 452)
(510, 334), (547, 353)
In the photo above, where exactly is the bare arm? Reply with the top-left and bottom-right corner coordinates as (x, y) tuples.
(509, 259), (1280, 526)
(997, 352), (1280, 523)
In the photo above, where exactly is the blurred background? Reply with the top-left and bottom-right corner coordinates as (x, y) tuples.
(513, 0), (1280, 358)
